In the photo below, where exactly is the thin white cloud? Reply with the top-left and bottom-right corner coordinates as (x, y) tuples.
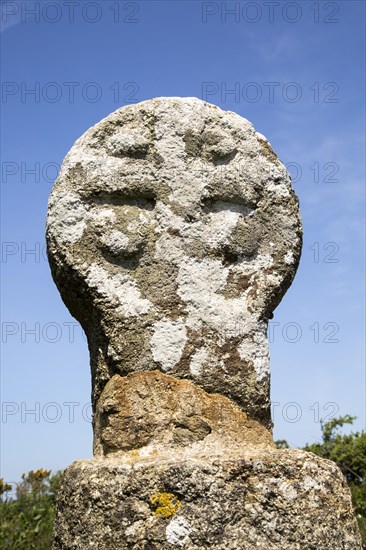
(241, 28), (301, 63)
(0, 1), (22, 33)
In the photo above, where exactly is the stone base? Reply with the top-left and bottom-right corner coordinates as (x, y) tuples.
(53, 448), (361, 549)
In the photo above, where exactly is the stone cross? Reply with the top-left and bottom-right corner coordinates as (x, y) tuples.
(48, 99), (361, 549)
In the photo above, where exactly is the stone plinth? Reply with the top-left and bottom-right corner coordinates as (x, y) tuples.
(53, 449), (361, 549)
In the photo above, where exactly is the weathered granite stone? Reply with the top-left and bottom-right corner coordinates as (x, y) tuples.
(46, 97), (302, 441)
(48, 98), (361, 549)
(95, 371), (273, 457)
(53, 449), (361, 549)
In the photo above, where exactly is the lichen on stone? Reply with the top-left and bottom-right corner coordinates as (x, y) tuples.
(150, 491), (181, 518)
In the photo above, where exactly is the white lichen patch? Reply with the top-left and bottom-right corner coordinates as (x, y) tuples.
(125, 521), (144, 537)
(89, 208), (116, 228)
(245, 253), (274, 271)
(266, 175), (291, 197)
(266, 272), (283, 286)
(166, 516), (191, 547)
(150, 318), (187, 371)
(189, 347), (209, 377)
(155, 203), (245, 253)
(106, 130), (150, 157)
(86, 263), (152, 317)
(252, 356), (269, 382)
(191, 210), (240, 249)
(155, 232), (186, 265)
(278, 480), (298, 501)
(238, 330), (269, 381)
(284, 251), (295, 265)
(153, 206), (278, 339)
(127, 211), (150, 233)
(99, 230), (129, 254)
(48, 191), (88, 244)
(176, 257), (251, 334)
(302, 475), (324, 492)
(154, 203), (185, 234)
(263, 478), (297, 501)
(178, 257), (228, 297)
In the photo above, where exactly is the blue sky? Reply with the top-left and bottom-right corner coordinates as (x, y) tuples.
(1, 0), (365, 487)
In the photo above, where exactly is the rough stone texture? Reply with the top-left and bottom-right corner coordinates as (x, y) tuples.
(46, 97), (302, 438)
(47, 98), (361, 548)
(53, 449), (361, 549)
(95, 370), (273, 457)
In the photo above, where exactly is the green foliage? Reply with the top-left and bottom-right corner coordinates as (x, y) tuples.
(303, 415), (366, 543)
(0, 480), (12, 496)
(274, 439), (290, 449)
(0, 469), (63, 550)
(303, 415), (366, 484)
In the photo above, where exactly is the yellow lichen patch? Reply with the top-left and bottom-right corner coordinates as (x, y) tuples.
(129, 450), (140, 460)
(150, 492), (181, 518)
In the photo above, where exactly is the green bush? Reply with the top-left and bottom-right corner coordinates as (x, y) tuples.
(0, 469), (63, 549)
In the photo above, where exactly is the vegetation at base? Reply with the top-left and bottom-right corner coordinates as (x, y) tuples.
(276, 415), (366, 544)
(0, 469), (63, 549)
(0, 416), (364, 548)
